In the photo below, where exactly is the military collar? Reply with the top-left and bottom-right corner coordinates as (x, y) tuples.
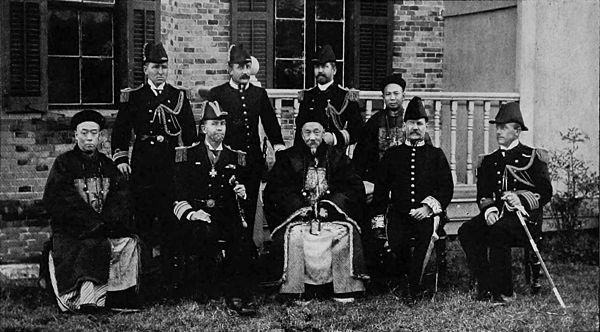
(404, 139), (425, 147)
(499, 140), (520, 151)
(204, 139), (223, 151)
(229, 79), (250, 91)
(317, 80), (334, 91)
(147, 79), (165, 91)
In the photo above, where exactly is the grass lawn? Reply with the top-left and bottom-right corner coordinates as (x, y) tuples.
(1, 240), (598, 331)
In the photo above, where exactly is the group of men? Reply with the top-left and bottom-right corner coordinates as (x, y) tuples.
(42, 42), (552, 316)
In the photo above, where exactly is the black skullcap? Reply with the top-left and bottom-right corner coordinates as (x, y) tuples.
(71, 109), (105, 130)
(380, 73), (406, 93)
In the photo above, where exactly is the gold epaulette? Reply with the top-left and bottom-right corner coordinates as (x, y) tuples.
(535, 148), (549, 163)
(224, 145), (247, 167)
(119, 84), (143, 103)
(338, 85), (360, 102)
(298, 90), (305, 102)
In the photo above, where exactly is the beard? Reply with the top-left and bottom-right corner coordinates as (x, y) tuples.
(207, 132), (225, 143)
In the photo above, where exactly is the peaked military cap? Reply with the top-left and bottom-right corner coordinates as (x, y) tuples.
(200, 100), (228, 121)
(71, 109), (106, 130)
(380, 73), (406, 92)
(404, 96), (428, 122)
(143, 42), (168, 63)
(229, 44), (252, 65)
(311, 44), (336, 64)
(490, 102), (528, 131)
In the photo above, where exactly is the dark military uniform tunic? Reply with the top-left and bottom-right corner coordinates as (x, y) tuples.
(111, 83), (198, 247)
(294, 84), (362, 148)
(371, 141), (454, 292)
(172, 143), (254, 300)
(208, 82), (284, 231)
(458, 143), (552, 297)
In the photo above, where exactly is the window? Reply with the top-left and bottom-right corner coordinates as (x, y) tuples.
(232, 0), (392, 89)
(1, 0), (160, 113)
(48, 1), (115, 106)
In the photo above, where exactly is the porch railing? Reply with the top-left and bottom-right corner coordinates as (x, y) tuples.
(265, 89), (520, 187)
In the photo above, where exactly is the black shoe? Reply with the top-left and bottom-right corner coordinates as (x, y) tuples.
(226, 298), (257, 317)
(77, 304), (111, 315)
(492, 294), (516, 306)
(473, 290), (492, 301)
(531, 282), (541, 295)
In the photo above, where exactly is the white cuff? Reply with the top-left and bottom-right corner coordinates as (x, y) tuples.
(484, 206), (499, 221)
(421, 196), (442, 215)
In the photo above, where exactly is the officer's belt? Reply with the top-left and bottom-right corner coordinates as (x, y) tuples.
(192, 198), (222, 209)
(137, 134), (166, 143)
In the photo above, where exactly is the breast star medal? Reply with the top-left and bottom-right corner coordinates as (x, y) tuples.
(209, 167), (217, 177)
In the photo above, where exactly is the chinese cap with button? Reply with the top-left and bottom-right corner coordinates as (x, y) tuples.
(404, 96), (428, 122)
(228, 44), (252, 65)
(380, 73), (406, 93)
(200, 100), (228, 122)
(489, 101), (528, 131)
(311, 44), (336, 65)
(143, 42), (168, 63)
(71, 109), (106, 130)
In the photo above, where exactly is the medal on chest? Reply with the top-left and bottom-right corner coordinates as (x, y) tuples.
(209, 167), (217, 178)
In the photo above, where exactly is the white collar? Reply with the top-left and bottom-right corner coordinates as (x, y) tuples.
(499, 140), (520, 151)
(205, 139), (223, 151)
(229, 79), (250, 91)
(405, 139), (425, 147)
(147, 79), (165, 91)
(317, 80), (334, 91)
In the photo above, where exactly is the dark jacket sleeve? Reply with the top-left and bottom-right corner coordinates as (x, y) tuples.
(102, 165), (135, 236)
(111, 95), (134, 165)
(517, 155), (553, 213)
(259, 89), (284, 146)
(180, 92), (198, 146)
(476, 155), (497, 213)
(431, 148), (454, 210)
(263, 149), (306, 230)
(370, 149), (393, 217)
(333, 99), (362, 147)
(172, 159), (196, 221)
(43, 155), (104, 238)
(352, 115), (379, 181)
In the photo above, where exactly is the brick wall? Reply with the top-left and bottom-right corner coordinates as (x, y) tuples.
(393, 0), (444, 91)
(161, 0), (231, 101)
(0, 0), (447, 263)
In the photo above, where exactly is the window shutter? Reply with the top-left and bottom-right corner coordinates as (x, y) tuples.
(124, 0), (160, 87)
(355, 0), (392, 90)
(231, 0), (273, 88)
(1, 0), (47, 113)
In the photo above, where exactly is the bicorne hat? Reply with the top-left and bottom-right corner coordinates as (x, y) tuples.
(71, 109), (106, 130)
(404, 97), (428, 122)
(380, 73), (406, 93)
(229, 44), (252, 65)
(311, 44), (336, 65)
(200, 101), (228, 122)
(490, 102), (528, 131)
(143, 42), (168, 63)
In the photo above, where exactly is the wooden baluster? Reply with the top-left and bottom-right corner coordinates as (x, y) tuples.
(483, 101), (491, 154)
(365, 100), (373, 120)
(450, 100), (458, 184)
(434, 100), (441, 148)
(466, 101), (474, 184)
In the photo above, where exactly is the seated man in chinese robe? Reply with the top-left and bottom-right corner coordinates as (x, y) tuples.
(264, 115), (369, 303)
(43, 110), (139, 314)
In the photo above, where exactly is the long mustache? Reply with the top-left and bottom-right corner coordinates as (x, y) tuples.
(240, 74), (250, 79)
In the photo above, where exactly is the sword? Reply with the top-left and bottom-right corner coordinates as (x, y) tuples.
(514, 205), (566, 308)
(229, 175), (248, 228)
(419, 215), (440, 286)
